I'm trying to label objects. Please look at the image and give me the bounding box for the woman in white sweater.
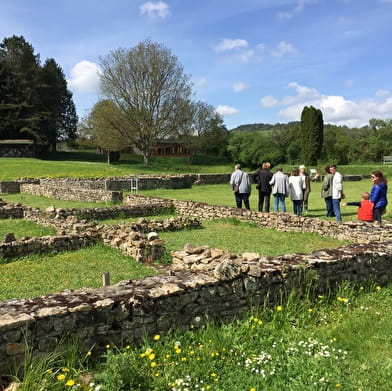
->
[288,167,304,216]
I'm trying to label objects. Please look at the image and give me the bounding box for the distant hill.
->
[230,122,300,132]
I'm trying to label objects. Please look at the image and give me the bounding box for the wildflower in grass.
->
[276,305,283,311]
[154,334,160,341]
[308,308,313,313]
[336,384,341,387]
[318,295,324,299]
[57,374,66,381]
[250,388,256,391]
[105,344,110,349]
[337,296,348,303]
[65,379,75,387]
[149,353,156,360]
[126,345,131,350]
[151,361,157,368]
[376,286,381,291]
[62,367,70,373]
[86,351,92,356]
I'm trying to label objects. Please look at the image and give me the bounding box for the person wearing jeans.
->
[330,164,343,222]
[230,164,251,210]
[269,167,289,212]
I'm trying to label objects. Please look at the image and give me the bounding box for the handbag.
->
[232,172,243,193]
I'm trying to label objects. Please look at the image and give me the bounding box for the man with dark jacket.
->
[253,162,273,212]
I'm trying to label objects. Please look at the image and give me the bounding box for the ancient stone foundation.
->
[0,193,392,380]
[0,240,391,378]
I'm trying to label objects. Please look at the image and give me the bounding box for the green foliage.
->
[0,35,78,150]
[300,106,324,165]
[21,282,392,390]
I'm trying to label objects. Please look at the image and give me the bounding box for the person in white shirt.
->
[288,167,304,216]
[330,164,343,222]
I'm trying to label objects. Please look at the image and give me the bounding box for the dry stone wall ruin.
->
[0,176,392,381]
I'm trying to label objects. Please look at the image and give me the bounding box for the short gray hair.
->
[235,164,241,169]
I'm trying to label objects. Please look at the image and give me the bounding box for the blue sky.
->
[1,0,392,129]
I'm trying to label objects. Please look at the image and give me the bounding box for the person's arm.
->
[344,201,361,206]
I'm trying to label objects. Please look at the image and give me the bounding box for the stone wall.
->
[0,200,24,219]
[1,239,392,377]
[125,194,392,243]
[20,183,123,203]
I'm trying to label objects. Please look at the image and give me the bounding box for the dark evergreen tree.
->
[0,35,41,140]
[0,35,78,150]
[39,59,78,151]
[299,106,324,165]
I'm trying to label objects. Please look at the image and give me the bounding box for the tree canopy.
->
[0,35,77,152]
[99,39,193,165]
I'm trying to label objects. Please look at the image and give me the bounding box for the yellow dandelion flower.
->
[86,351,92,356]
[66,379,75,387]
[258,320,263,325]
[57,374,66,381]
[105,344,110,349]
[149,353,155,361]
[318,295,324,299]
[276,305,283,311]
[181,357,187,362]
[250,388,256,391]
[154,372,160,377]
[151,362,157,368]
[210,373,217,377]
[62,368,70,373]
[154,335,160,341]
[336,384,341,387]
[145,348,153,355]
[308,308,313,313]
[376,286,381,291]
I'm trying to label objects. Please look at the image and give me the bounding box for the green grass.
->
[11,282,392,390]
[0,193,117,209]
[0,243,157,301]
[159,219,349,256]
[140,180,392,221]
[1,153,392,180]
[0,218,56,239]
[0,153,234,180]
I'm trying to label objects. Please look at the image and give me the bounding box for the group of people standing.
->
[230,163,388,225]
[230,162,311,216]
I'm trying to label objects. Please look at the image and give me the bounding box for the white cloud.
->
[67,61,102,94]
[260,82,392,127]
[260,95,279,107]
[139,1,170,19]
[214,38,249,52]
[216,105,239,116]
[272,41,297,57]
[233,82,248,92]
[277,0,316,20]
[376,89,390,97]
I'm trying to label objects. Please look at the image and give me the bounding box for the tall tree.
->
[176,101,228,163]
[299,106,324,165]
[87,100,129,163]
[0,35,41,140]
[0,36,78,151]
[99,39,193,165]
[39,59,78,151]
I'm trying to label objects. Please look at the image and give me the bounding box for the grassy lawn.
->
[1,154,392,180]
[140,180,392,221]
[0,244,157,301]
[0,218,56,239]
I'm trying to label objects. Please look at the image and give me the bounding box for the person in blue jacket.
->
[370,170,388,225]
